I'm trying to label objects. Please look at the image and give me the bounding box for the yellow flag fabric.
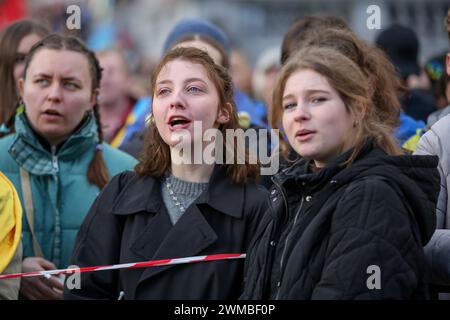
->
[402,129,424,154]
[0,172,22,273]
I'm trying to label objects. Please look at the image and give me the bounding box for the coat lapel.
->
[113,165,246,296]
[133,203,218,287]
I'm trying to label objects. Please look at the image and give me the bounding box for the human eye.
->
[63,82,80,90]
[311,96,328,104]
[14,53,26,64]
[283,102,297,110]
[186,86,203,94]
[35,78,49,86]
[156,87,171,96]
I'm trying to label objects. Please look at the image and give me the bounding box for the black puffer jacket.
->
[241,143,439,299]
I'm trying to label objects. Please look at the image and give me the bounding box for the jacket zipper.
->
[261,178,289,299]
[273,179,289,221]
[275,196,304,299]
[51,145,59,171]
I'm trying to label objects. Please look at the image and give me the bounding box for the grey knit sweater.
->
[161,173,209,225]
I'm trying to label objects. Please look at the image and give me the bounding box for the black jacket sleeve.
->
[63,172,131,300]
[311,178,425,299]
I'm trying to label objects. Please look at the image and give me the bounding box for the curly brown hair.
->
[135,47,260,184]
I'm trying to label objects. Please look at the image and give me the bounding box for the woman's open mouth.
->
[168,116,192,131]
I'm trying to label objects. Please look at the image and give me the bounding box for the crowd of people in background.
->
[1,4,450,300]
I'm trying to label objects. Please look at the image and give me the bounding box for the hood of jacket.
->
[274,141,440,245]
[8,112,99,175]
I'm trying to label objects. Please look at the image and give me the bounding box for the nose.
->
[291,102,310,122]
[169,90,186,110]
[47,82,62,103]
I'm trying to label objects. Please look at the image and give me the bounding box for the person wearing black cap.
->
[376,24,421,78]
[376,24,437,123]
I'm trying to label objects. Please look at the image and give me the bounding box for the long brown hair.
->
[0,19,50,137]
[272,28,402,132]
[272,46,402,166]
[280,14,350,65]
[22,34,109,189]
[135,47,259,184]
[304,29,401,129]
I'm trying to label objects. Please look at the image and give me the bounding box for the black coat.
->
[241,143,439,300]
[63,166,268,300]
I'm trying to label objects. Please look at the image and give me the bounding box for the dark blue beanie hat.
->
[163,18,231,57]
[375,24,420,78]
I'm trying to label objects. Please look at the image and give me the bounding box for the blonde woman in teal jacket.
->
[0,34,137,300]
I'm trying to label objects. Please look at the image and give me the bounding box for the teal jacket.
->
[0,113,138,268]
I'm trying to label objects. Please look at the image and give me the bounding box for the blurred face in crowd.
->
[152,58,229,147]
[19,48,97,146]
[174,40,224,67]
[282,68,355,167]
[13,33,43,88]
[98,51,129,104]
[263,65,281,107]
[230,49,253,95]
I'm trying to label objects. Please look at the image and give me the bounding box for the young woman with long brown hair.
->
[241,46,439,299]
[64,47,268,300]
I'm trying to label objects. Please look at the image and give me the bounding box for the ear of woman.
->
[217,102,232,124]
[90,88,99,108]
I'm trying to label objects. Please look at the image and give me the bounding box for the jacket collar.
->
[274,139,377,188]
[112,164,245,219]
[9,112,98,175]
[274,139,439,245]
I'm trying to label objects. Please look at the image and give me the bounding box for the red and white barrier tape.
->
[0,253,246,280]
